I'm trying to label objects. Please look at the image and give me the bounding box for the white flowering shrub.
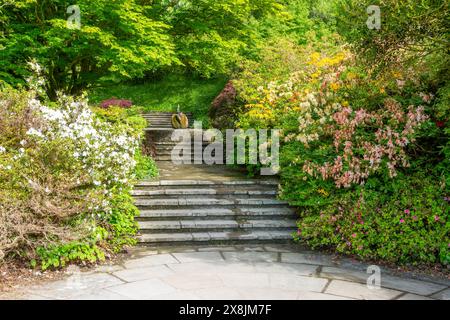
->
[31,95,139,193]
[0,83,147,268]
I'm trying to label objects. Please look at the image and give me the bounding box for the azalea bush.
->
[234,35,449,265]
[100,98,133,109]
[0,70,153,269]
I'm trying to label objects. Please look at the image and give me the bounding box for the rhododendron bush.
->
[234,40,449,265]
[0,85,148,269]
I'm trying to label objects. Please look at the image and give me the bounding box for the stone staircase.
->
[142,112,194,129]
[144,121,210,162]
[132,179,297,245]
[134,112,297,246]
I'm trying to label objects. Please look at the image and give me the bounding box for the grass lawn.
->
[88,74,228,124]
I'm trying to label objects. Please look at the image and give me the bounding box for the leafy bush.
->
[234,32,449,265]
[209,81,238,129]
[134,150,159,180]
[0,74,150,268]
[293,172,449,265]
[100,98,133,109]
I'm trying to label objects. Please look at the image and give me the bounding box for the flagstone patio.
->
[2,245,449,300]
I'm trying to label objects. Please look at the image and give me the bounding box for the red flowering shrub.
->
[100,98,133,109]
[209,81,237,129]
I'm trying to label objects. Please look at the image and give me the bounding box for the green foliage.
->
[0,85,149,269]
[134,151,159,180]
[102,191,139,253]
[335,0,448,72]
[36,240,106,271]
[231,1,449,266]
[0,0,178,98]
[150,0,283,78]
[293,172,449,265]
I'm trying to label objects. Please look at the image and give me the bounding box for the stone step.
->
[155,156,205,161]
[154,151,207,156]
[142,113,193,118]
[137,207,295,220]
[137,230,294,244]
[135,180,279,187]
[131,188,277,197]
[138,219,297,233]
[153,141,210,145]
[155,144,210,149]
[134,197,289,207]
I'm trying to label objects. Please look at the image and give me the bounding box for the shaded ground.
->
[1,245,449,300]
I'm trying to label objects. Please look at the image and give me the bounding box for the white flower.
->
[20,140,27,146]
[26,128,45,138]
[0,146,5,153]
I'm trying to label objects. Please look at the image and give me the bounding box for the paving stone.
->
[320,266,368,283]
[223,251,278,263]
[380,275,447,296]
[28,273,124,299]
[281,253,336,266]
[326,280,402,300]
[219,273,270,289]
[93,264,125,273]
[242,246,266,252]
[168,261,255,275]
[157,247,196,254]
[161,274,223,290]
[172,251,224,263]
[123,253,179,269]
[263,245,296,253]
[106,279,176,299]
[431,288,450,300]
[269,274,328,292]
[198,246,236,252]
[71,289,131,300]
[113,265,175,282]
[254,262,318,276]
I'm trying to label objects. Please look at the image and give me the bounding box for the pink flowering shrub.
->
[100,98,133,109]
[235,41,448,265]
[302,99,428,188]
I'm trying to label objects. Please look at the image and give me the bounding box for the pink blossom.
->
[400,219,405,223]
[434,216,440,222]
[352,233,357,238]
[412,216,418,221]
[404,209,410,214]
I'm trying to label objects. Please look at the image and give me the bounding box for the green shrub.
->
[0,81,149,269]
[293,172,449,265]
